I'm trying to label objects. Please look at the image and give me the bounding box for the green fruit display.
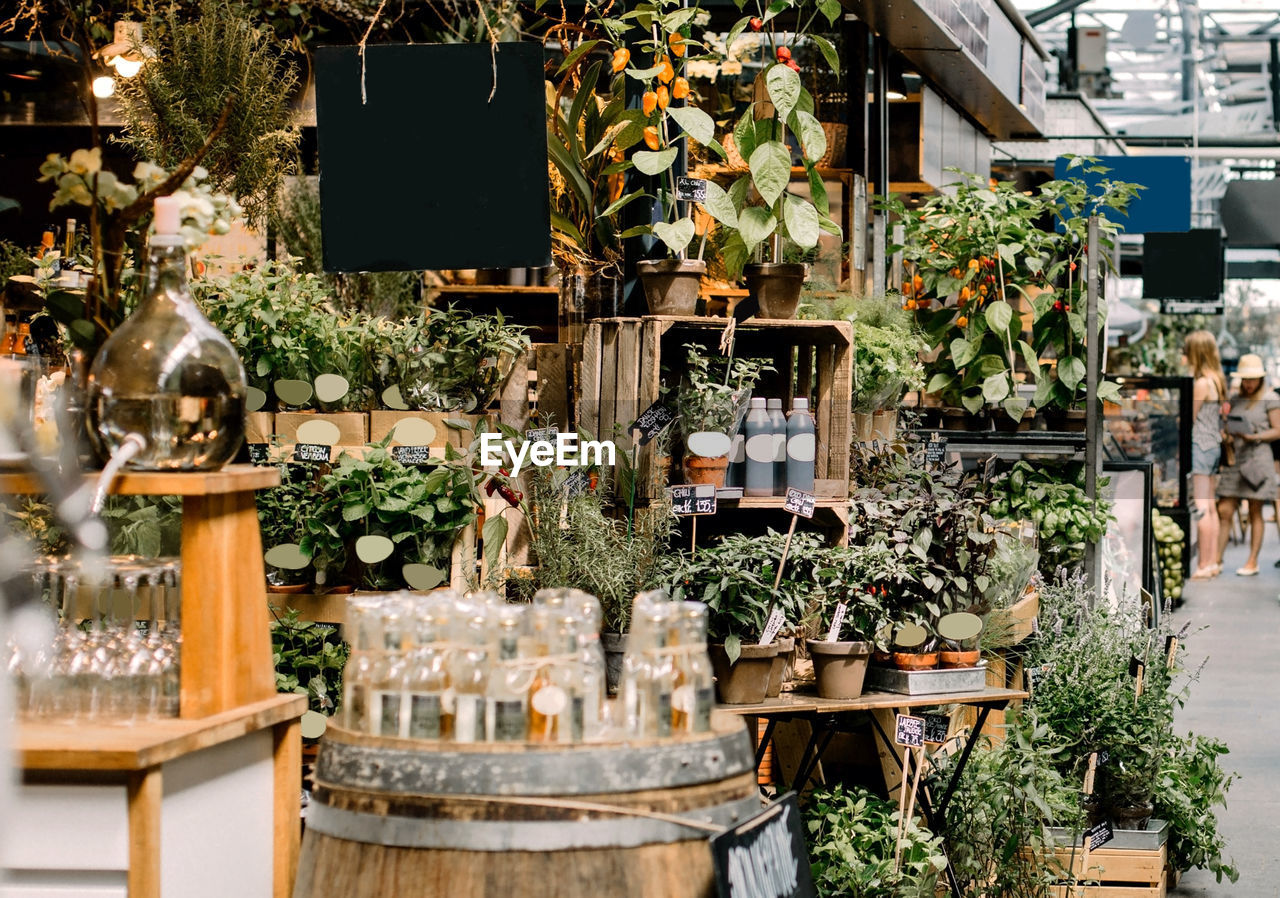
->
[1152,510,1185,601]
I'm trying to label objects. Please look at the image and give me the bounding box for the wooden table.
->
[720,686,1028,897]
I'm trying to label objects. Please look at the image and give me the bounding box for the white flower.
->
[133,161,167,185]
[39,154,66,181]
[68,147,102,176]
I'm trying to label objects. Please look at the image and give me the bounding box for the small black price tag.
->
[247,443,270,465]
[563,469,591,498]
[710,792,814,898]
[631,401,675,445]
[925,433,947,466]
[293,442,331,463]
[1095,749,1110,767]
[783,488,817,519]
[526,426,559,443]
[1129,656,1144,679]
[895,713,925,748]
[1085,820,1114,851]
[668,483,717,516]
[923,713,950,745]
[676,175,708,202]
[982,455,998,485]
[392,444,433,466]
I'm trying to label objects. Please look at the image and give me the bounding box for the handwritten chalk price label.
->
[668,484,717,516]
[710,792,815,898]
[783,488,816,519]
[631,401,676,445]
[925,434,947,466]
[392,445,433,466]
[676,176,708,202]
[759,608,787,646]
[293,442,330,463]
[895,714,925,748]
[1085,820,1114,851]
[563,469,591,498]
[247,443,270,465]
[825,603,848,642]
[923,713,951,745]
[526,426,559,443]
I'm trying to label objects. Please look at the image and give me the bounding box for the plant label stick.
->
[1165,634,1178,667]
[898,746,927,869]
[826,602,847,642]
[1083,751,1098,796]
[758,607,786,646]
[895,746,911,869]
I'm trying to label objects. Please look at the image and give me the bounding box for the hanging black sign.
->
[247,443,270,465]
[710,792,815,898]
[293,443,331,463]
[631,401,676,445]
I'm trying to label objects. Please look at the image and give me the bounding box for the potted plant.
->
[700,3,844,319]
[666,529,823,704]
[673,344,772,486]
[936,611,984,668]
[596,0,726,315]
[257,454,326,590]
[808,543,902,698]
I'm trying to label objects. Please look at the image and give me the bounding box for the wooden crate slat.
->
[535,344,571,429]
[828,334,853,484]
[580,322,604,437]
[616,320,641,450]
[638,318,666,499]
[814,344,836,481]
[500,349,532,430]
[797,345,814,400]
[600,322,620,444]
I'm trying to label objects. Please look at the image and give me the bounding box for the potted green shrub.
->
[673,344,772,487]
[808,543,901,698]
[666,529,822,704]
[597,0,725,315]
[257,453,325,591]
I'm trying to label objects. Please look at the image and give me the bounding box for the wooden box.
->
[496,342,574,431]
[274,411,368,446]
[245,411,274,444]
[369,411,490,452]
[1047,842,1167,897]
[579,316,853,501]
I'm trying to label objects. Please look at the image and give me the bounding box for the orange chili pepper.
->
[957,315,969,327]
[669,32,686,57]
[642,90,658,116]
[672,76,689,100]
[658,56,675,85]
[656,85,670,110]
[643,125,661,150]
[611,48,630,73]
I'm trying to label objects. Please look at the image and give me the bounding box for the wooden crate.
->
[580,316,853,501]
[369,411,490,452]
[496,342,574,431]
[1047,843,1167,897]
[274,411,368,446]
[245,411,274,443]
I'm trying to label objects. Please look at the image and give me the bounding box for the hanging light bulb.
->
[92,75,116,98]
[96,21,155,79]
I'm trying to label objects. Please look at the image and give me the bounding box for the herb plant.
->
[1155,733,1238,883]
[805,784,948,898]
[391,305,529,413]
[674,343,773,436]
[987,461,1112,573]
[270,607,350,717]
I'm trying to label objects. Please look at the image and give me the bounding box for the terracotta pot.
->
[683,454,729,487]
[852,411,875,444]
[807,639,873,699]
[744,263,806,320]
[638,259,704,316]
[601,631,627,696]
[893,651,939,671]
[766,636,795,698]
[709,642,780,704]
[267,582,309,594]
[938,649,981,669]
[872,649,893,665]
[992,408,1032,433]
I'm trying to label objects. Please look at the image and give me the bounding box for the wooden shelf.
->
[0,463,279,496]
[718,685,1028,716]
[691,164,854,180]
[729,496,847,511]
[17,694,306,771]
[426,285,557,295]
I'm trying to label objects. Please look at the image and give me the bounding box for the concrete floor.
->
[1167,539,1278,896]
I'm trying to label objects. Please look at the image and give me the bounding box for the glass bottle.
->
[340,598,382,733]
[527,607,575,743]
[403,602,451,740]
[369,605,408,738]
[623,602,675,738]
[485,605,529,742]
[671,602,715,734]
[87,196,246,470]
[449,601,489,743]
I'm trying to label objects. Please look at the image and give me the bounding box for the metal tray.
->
[1048,819,1169,851]
[865,663,987,695]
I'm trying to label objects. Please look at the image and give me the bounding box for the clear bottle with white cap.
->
[87,195,246,469]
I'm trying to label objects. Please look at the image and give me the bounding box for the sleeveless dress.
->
[1190,380,1222,475]
[1217,389,1279,500]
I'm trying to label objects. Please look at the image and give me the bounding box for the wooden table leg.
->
[274,717,302,898]
[128,766,162,898]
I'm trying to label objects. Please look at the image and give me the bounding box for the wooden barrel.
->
[294,711,759,898]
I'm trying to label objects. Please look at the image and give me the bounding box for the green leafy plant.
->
[256,456,326,586]
[101,495,183,557]
[1155,732,1238,883]
[115,0,301,228]
[518,458,675,633]
[987,461,1112,573]
[3,496,71,556]
[812,542,913,641]
[664,529,823,661]
[673,343,773,435]
[801,293,925,412]
[805,783,948,898]
[269,606,349,717]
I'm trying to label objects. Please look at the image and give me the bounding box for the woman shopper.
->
[1216,354,1280,576]
[1185,331,1228,579]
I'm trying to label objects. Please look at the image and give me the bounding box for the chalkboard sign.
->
[923,713,950,745]
[294,443,331,463]
[314,43,551,272]
[895,714,925,747]
[1084,820,1114,851]
[925,434,947,466]
[563,469,591,498]
[710,792,815,898]
[247,443,270,465]
[392,445,433,466]
[669,484,717,516]
[1095,749,1110,767]
[783,488,816,519]
[526,426,559,443]
[1129,656,1144,679]
[676,176,708,202]
[631,401,675,445]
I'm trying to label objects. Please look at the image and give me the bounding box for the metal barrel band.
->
[306,792,762,851]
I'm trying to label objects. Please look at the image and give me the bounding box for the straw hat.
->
[1236,354,1267,379]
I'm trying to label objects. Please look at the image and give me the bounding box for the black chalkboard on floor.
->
[314,42,552,272]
